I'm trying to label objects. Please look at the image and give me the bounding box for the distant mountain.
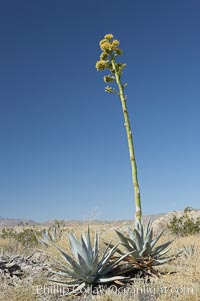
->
[0,217,38,227]
[28,213,167,227]
[0,213,165,227]
[3,211,197,228]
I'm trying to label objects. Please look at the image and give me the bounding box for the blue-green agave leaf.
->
[150,229,165,249]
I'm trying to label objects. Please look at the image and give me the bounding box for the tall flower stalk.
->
[96,34,142,223]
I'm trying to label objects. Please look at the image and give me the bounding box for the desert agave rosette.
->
[40,227,133,294]
[115,219,183,269]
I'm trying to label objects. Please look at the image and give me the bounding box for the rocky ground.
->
[0,251,58,300]
[0,251,150,301]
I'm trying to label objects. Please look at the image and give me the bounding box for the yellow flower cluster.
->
[104,75,115,83]
[100,52,108,60]
[105,86,113,93]
[115,48,123,56]
[96,34,124,72]
[100,41,112,52]
[115,63,126,75]
[99,34,121,55]
[95,60,107,71]
[96,34,128,95]
[112,39,120,47]
[104,34,114,40]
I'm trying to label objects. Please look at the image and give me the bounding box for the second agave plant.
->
[115,219,184,275]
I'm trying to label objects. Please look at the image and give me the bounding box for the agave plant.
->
[115,219,183,269]
[40,227,134,294]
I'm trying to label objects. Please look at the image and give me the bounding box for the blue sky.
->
[0,0,199,221]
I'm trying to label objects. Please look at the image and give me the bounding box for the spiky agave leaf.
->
[151,239,175,257]
[40,226,134,293]
[143,220,153,243]
[115,219,182,267]
[150,229,165,249]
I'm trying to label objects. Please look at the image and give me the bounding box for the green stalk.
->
[111,59,142,222]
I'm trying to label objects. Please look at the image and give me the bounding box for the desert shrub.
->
[168,207,200,236]
[1,228,17,239]
[17,228,39,248]
[0,227,40,249]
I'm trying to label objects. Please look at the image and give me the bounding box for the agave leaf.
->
[72,282,86,294]
[77,253,91,276]
[152,239,175,257]
[157,248,185,261]
[51,269,75,279]
[93,232,99,257]
[144,219,152,237]
[153,256,176,266]
[86,227,93,257]
[60,279,83,286]
[104,241,125,255]
[123,239,140,258]
[51,271,70,277]
[115,230,130,246]
[99,243,120,267]
[49,278,82,286]
[101,241,113,257]
[126,237,138,251]
[144,223,153,244]
[47,253,77,276]
[128,227,135,241]
[37,236,49,247]
[51,226,57,242]
[140,241,151,257]
[41,229,54,244]
[135,218,144,238]
[42,229,50,240]
[91,253,98,274]
[133,228,143,252]
[69,232,92,269]
[154,246,172,258]
[54,245,86,278]
[51,265,77,279]
[150,229,165,249]
[81,236,89,259]
[100,250,134,276]
[80,235,92,266]
[97,244,120,273]
[50,279,86,296]
[68,233,83,260]
[99,241,119,267]
[146,228,153,244]
[115,230,136,252]
[116,230,140,256]
[97,275,129,283]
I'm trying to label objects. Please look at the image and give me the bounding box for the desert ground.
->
[0,210,200,301]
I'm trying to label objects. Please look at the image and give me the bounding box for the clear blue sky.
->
[0,0,199,221]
